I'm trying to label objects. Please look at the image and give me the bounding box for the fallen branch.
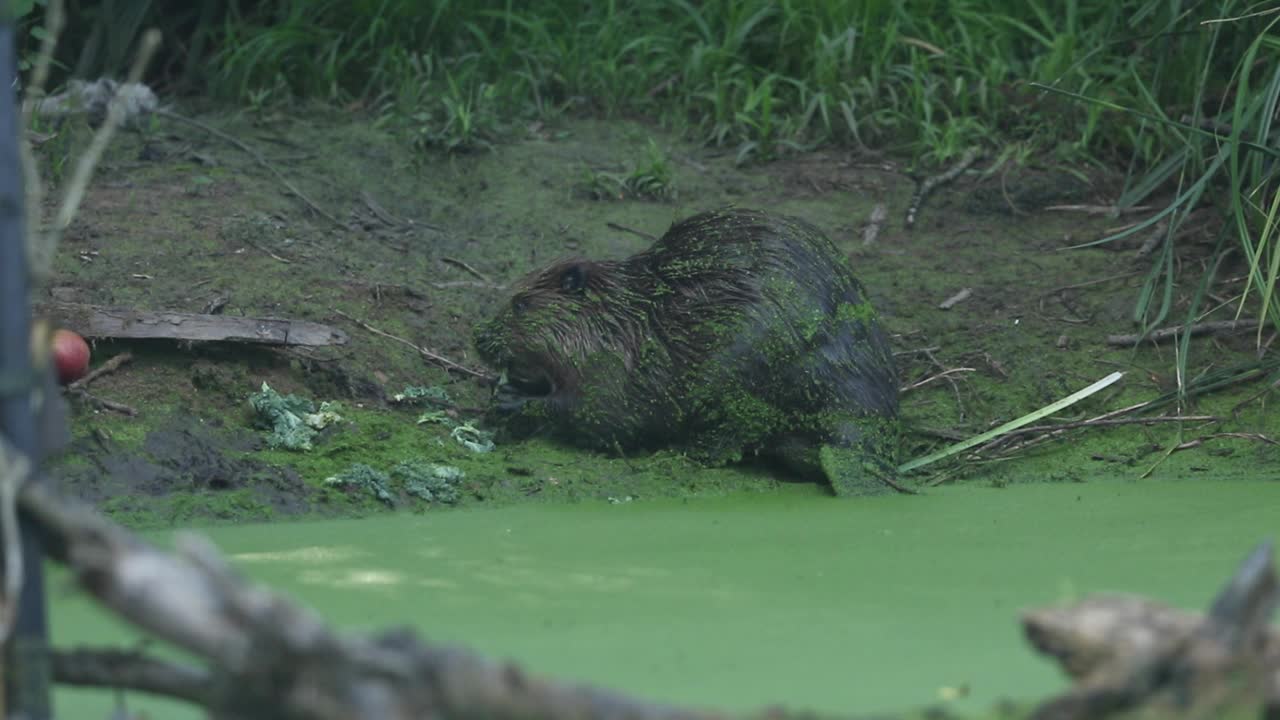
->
[1107,319,1260,346]
[157,109,352,232]
[983,414,1218,450]
[861,203,888,246]
[67,388,137,416]
[18,479,746,720]
[53,646,213,706]
[333,309,491,381]
[900,367,975,393]
[937,287,972,310]
[607,221,658,242]
[38,302,349,347]
[440,256,492,284]
[904,146,979,229]
[1044,204,1154,215]
[1024,542,1280,720]
[66,351,132,391]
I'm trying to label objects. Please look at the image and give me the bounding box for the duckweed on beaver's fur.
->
[474,207,901,496]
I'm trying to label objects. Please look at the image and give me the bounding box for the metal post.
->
[0,11,53,720]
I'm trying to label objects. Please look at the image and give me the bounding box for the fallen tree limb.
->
[904,146,979,229]
[52,646,213,706]
[37,302,349,347]
[7,468,1279,719]
[65,351,131,391]
[18,479,745,720]
[1107,319,1260,346]
[1024,542,1280,720]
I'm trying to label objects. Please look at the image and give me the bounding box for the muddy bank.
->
[38,108,1279,526]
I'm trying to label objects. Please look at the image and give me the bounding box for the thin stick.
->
[1107,319,1260,346]
[440,257,491,283]
[898,371,1125,473]
[1044,204,1154,215]
[938,287,972,310]
[606,222,657,242]
[69,388,138,416]
[157,109,352,232]
[1000,414,1217,438]
[905,146,979,228]
[54,31,162,243]
[901,367,975,392]
[66,351,132,391]
[19,0,66,277]
[1041,270,1143,296]
[332,309,490,380]
[862,203,888,246]
[923,347,966,419]
[0,441,30,644]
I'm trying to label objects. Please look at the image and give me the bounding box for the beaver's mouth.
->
[502,366,554,397]
[492,364,556,412]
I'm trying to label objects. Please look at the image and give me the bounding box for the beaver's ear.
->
[559,264,588,295]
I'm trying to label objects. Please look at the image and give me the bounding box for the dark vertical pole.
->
[0,10,53,720]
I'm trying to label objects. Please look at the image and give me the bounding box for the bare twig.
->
[1133,218,1169,259]
[429,280,506,290]
[1107,319,1260,346]
[157,109,352,232]
[1044,204,1154,215]
[606,221,657,242]
[333,309,491,380]
[902,367,976,393]
[55,32,161,244]
[66,351,132,391]
[242,237,292,263]
[68,388,138,416]
[0,440,30,644]
[905,146,979,228]
[18,480,750,720]
[440,257,491,284]
[19,0,66,278]
[995,414,1217,442]
[862,203,888,246]
[923,347,966,420]
[53,647,213,706]
[938,287,972,310]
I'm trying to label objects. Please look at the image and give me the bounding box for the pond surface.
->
[52,479,1279,718]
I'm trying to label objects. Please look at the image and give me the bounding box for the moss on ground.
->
[38,107,1279,529]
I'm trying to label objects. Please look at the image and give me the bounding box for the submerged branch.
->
[17,480,766,720]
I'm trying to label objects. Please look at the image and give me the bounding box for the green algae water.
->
[52,480,1280,718]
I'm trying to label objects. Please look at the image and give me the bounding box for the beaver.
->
[473,207,902,495]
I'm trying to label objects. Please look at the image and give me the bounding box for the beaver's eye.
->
[560,264,587,295]
[512,297,530,314]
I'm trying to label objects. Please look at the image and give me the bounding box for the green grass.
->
[97,0,1233,167]
[21,0,1280,374]
[24,1,1267,167]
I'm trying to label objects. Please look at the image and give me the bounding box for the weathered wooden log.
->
[1024,542,1279,720]
[36,302,348,347]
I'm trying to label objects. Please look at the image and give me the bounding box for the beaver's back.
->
[632,208,898,423]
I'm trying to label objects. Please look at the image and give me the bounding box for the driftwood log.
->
[17,479,765,720]
[1024,542,1279,720]
[37,302,349,347]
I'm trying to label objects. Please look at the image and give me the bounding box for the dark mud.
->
[53,414,309,525]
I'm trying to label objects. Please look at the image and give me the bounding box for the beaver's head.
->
[474,258,648,412]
